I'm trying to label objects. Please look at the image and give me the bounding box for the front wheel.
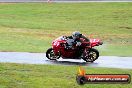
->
[83,48,99,62]
[46,48,60,60]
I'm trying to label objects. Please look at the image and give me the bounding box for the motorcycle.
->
[46,36,103,62]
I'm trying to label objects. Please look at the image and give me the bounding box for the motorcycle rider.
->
[66,31,89,49]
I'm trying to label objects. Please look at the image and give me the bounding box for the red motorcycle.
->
[46,36,103,62]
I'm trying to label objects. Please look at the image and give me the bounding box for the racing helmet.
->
[72,31,82,39]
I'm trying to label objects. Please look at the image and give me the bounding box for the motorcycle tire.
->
[46,48,60,60]
[83,48,99,62]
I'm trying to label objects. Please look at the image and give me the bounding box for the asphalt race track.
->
[0,52,132,69]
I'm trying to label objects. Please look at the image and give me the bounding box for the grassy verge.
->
[0,63,131,88]
[0,3,131,56]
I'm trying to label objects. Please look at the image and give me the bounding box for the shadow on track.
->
[45,59,98,66]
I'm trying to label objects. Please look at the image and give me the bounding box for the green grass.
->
[96,44,132,56]
[0,3,132,56]
[0,63,131,88]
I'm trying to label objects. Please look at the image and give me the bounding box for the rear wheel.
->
[83,48,99,62]
[46,48,60,60]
